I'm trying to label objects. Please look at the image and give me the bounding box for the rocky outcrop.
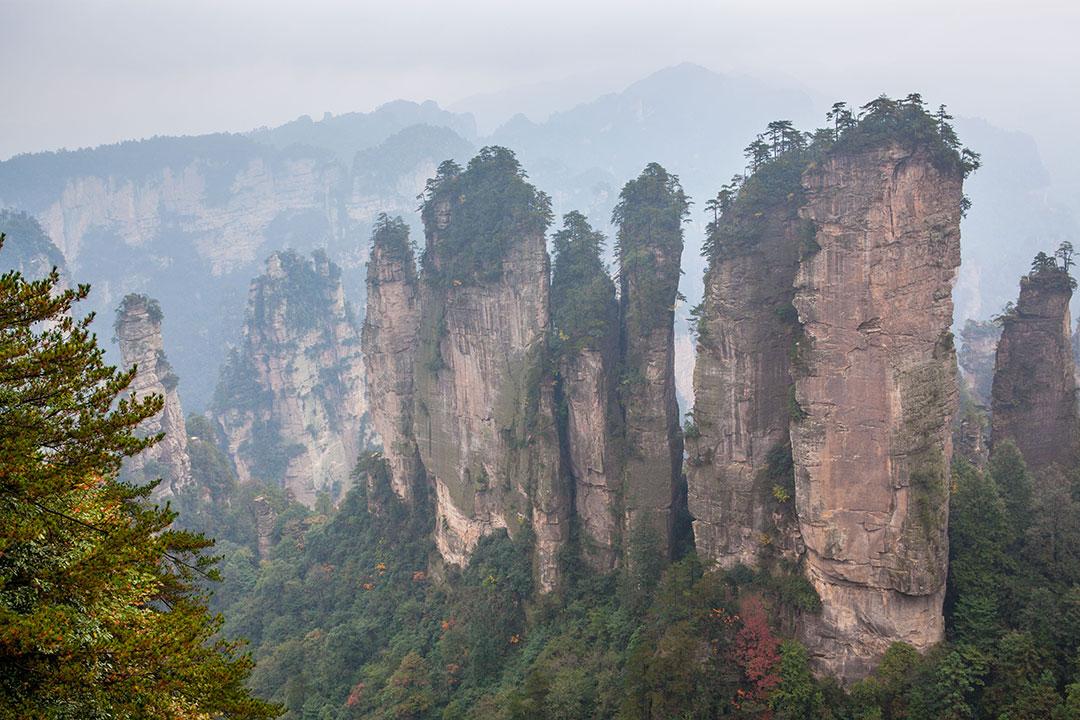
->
[251,495,278,560]
[413,150,567,591]
[991,267,1078,469]
[615,163,688,560]
[551,212,623,571]
[791,141,963,680]
[362,216,423,503]
[686,161,804,570]
[214,250,369,507]
[958,319,1001,408]
[115,294,195,499]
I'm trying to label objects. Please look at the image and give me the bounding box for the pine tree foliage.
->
[0,235,279,719]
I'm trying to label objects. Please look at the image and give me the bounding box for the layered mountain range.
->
[1,64,1073,418]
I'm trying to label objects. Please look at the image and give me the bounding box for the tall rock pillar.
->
[213,250,368,507]
[362,215,423,504]
[550,211,623,571]
[413,149,568,592]
[792,141,963,680]
[115,294,194,499]
[686,159,805,569]
[615,163,688,560]
[991,265,1078,469]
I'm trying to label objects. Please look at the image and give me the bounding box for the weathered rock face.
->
[251,495,278,560]
[991,268,1078,469]
[686,168,804,570]
[560,348,621,570]
[792,143,963,680]
[214,250,369,507]
[115,294,195,499]
[615,163,688,560]
[362,217,423,503]
[413,150,566,591]
[958,319,1001,408]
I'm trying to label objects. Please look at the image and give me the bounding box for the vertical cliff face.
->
[115,294,195,499]
[686,159,805,569]
[551,212,623,571]
[413,150,566,591]
[214,250,368,507]
[991,267,1078,469]
[614,163,688,559]
[362,216,423,503]
[792,141,963,679]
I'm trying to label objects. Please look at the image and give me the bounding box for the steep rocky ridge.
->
[686,157,805,569]
[991,266,1078,469]
[412,150,567,591]
[115,294,195,499]
[614,163,688,560]
[362,216,423,504]
[792,137,964,680]
[213,250,369,507]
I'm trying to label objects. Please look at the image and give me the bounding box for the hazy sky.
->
[3,0,1079,174]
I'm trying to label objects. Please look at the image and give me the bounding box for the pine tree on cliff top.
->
[0,235,280,719]
[550,211,617,356]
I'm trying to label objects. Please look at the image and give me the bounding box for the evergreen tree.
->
[987,440,1034,540]
[947,458,1013,645]
[0,237,279,719]
[770,640,823,719]
[550,211,617,355]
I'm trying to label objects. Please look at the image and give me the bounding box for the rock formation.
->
[362,215,423,503]
[251,495,278,560]
[550,212,623,571]
[958,319,1001,408]
[114,294,195,499]
[791,139,964,680]
[686,159,805,569]
[213,249,368,507]
[991,265,1078,469]
[0,108,476,412]
[412,149,567,592]
[615,163,688,560]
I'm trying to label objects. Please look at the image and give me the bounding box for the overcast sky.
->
[3,0,1079,177]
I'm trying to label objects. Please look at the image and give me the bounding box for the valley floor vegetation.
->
[187,439,1080,720]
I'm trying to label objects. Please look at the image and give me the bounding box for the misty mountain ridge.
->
[0,61,1074,413]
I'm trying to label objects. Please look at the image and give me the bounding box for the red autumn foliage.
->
[345,681,365,707]
[732,594,781,714]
